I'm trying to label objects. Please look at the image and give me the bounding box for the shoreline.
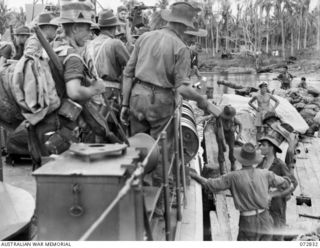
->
[198,49,320,79]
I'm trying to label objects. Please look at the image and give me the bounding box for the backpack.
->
[11,55,61,126]
[0,63,24,130]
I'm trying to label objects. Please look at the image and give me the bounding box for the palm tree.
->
[302,0,311,49]
[317,2,320,51]
[260,0,274,54]
[0,1,8,35]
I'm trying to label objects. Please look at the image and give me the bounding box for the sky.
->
[4,0,160,12]
[4,0,319,12]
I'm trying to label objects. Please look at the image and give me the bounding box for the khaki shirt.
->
[124,27,191,88]
[85,33,129,82]
[205,167,289,212]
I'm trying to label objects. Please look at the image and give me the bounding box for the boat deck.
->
[207,131,320,240]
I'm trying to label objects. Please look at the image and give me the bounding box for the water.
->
[197,72,320,95]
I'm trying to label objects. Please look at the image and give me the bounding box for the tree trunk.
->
[266,13,270,54]
[291,31,294,56]
[211,24,215,56]
[216,24,219,54]
[281,17,285,59]
[303,17,308,49]
[297,7,303,50]
[318,5,320,51]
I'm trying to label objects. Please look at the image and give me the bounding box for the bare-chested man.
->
[248,81,279,141]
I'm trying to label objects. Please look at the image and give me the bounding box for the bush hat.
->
[56,1,95,25]
[38,12,59,27]
[220,105,236,119]
[161,2,199,29]
[234,143,263,166]
[98,10,124,28]
[259,129,284,153]
[262,111,281,125]
[14,26,31,35]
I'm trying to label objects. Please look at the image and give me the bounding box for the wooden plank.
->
[203,124,221,175]
[175,158,203,241]
[204,123,234,241]
[214,193,233,241]
[225,193,239,240]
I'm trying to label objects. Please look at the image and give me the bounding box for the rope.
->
[78,103,181,240]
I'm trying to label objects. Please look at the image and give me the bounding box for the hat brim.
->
[262,116,281,124]
[99,22,125,27]
[14,32,31,35]
[161,9,195,29]
[234,147,263,166]
[184,29,207,37]
[56,17,94,25]
[259,137,282,153]
[38,23,59,28]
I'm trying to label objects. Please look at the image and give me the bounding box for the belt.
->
[135,79,173,92]
[240,209,265,217]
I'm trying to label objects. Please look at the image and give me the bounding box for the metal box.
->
[33,146,144,241]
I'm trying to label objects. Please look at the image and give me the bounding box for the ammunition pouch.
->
[58,98,83,122]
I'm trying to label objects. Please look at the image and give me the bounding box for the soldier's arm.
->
[248,95,258,111]
[268,172,294,198]
[190,170,230,192]
[64,56,105,101]
[120,40,140,125]
[270,94,280,110]
[234,117,243,134]
[114,40,130,67]
[175,48,221,117]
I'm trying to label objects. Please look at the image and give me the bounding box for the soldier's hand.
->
[120,106,130,126]
[91,79,106,96]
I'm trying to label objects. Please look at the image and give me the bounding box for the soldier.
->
[84,10,129,104]
[248,81,279,141]
[184,28,207,80]
[120,2,220,215]
[24,12,58,57]
[0,26,31,65]
[121,2,220,136]
[276,66,294,90]
[190,142,294,241]
[33,0,107,156]
[83,10,130,140]
[258,130,297,240]
[215,105,242,173]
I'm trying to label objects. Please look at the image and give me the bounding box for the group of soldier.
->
[0,0,301,242]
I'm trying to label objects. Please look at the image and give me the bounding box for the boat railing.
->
[79,102,187,241]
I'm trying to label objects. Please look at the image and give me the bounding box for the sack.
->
[11,55,61,125]
[0,64,24,130]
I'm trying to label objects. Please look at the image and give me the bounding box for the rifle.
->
[9,25,17,48]
[33,25,123,144]
[34,25,65,98]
